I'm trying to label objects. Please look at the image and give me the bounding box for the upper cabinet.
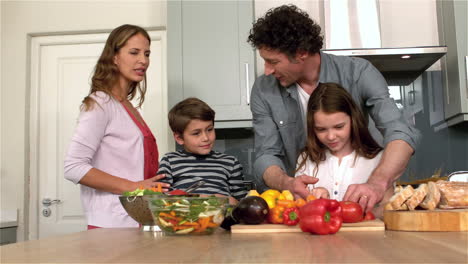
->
[379,0,440,48]
[168,0,255,128]
[436,0,468,126]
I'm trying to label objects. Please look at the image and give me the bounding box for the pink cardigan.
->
[64,92,144,227]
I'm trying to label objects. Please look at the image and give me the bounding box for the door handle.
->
[42,198,61,207]
[245,63,250,105]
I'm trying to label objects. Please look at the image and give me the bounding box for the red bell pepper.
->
[299,199,343,235]
[283,207,300,226]
[168,189,188,196]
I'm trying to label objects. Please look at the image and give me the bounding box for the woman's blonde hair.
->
[296,83,383,177]
[82,24,151,111]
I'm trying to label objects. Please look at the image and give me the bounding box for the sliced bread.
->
[405,183,428,210]
[384,185,414,210]
[419,181,441,210]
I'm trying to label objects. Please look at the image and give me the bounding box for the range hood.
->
[323,46,447,86]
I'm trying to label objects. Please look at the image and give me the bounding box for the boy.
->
[158,97,247,203]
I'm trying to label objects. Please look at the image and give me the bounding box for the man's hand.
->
[344,140,414,212]
[290,175,319,199]
[263,166,318,199]
[342,182,386,212]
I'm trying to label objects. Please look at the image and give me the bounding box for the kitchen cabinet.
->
[436,0,468,126]
[168,0,255,128]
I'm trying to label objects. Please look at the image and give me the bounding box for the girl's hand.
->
[135,174,170,192]
[310,187,330,199]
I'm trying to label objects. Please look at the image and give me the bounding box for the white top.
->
[64,92,145,228]
[296,84,310,133]
[295,150,382,201]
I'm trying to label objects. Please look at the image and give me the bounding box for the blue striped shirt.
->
[157,150,247,200]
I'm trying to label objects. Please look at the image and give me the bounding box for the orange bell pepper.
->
[267,206,285,224]
[306,194,317,202]
[295,198,307,208]
[276,199,296,208]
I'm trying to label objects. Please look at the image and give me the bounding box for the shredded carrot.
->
[173,226,193,231]
[194,217,210,232]
[207,222,218,228]
[181,222,200,227]
[156,183,162,193]
[159,212,181,221]
[170,211,176,216]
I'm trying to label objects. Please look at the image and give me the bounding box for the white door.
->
[29,31,170,239]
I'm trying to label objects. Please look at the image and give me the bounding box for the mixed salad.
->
[149,197,226,235]
[122,188,163,197]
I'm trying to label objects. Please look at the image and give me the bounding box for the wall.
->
[0,0,167,241]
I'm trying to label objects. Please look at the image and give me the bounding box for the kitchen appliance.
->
[323,46,447,86]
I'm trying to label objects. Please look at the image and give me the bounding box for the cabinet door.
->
[437,0,468,125]
[168,0,255,126]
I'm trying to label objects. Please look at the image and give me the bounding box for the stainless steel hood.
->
[323,46,447,86]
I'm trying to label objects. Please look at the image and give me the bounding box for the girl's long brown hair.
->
[81,24,151,111]
[296,83,383,177]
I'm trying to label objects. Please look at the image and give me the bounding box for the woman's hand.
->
[134,174,170,192]
[310,187,330,199]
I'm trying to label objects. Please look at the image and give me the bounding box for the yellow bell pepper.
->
[281,190,294,201]
[261,189,281,197]
[246,190,260,197]
[260,193,277,209]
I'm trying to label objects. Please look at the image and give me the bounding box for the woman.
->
[295,83,393,217]
[64,24,169,229]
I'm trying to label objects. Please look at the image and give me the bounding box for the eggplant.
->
[221,196,269,230]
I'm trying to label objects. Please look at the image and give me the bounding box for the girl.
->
[64,25,169,229]
[295,83,383,203]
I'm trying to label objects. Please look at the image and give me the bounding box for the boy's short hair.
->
[168,97,215,135]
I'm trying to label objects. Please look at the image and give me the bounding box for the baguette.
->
[419,181,441,210]
[436,180,468,209]
[405,183,428,210]
[385,185,414,210]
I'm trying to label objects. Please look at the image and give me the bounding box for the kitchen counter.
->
[0,210,18,228]
[1,228,467,263]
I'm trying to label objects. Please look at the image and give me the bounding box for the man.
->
[248,5,420,212]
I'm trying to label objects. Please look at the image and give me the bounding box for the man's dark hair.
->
[247,5,323,57]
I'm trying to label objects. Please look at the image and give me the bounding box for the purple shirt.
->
[64,92,144,227]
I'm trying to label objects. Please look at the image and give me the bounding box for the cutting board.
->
[231,219,384,233]
[384,209,468,231]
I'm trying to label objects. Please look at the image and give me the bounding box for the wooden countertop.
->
[1,228,467,263]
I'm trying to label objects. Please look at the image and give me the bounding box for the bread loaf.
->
[436,180,468,209]
[405,183,428,210]
[385,185,414,210]
[419,181,441,210]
